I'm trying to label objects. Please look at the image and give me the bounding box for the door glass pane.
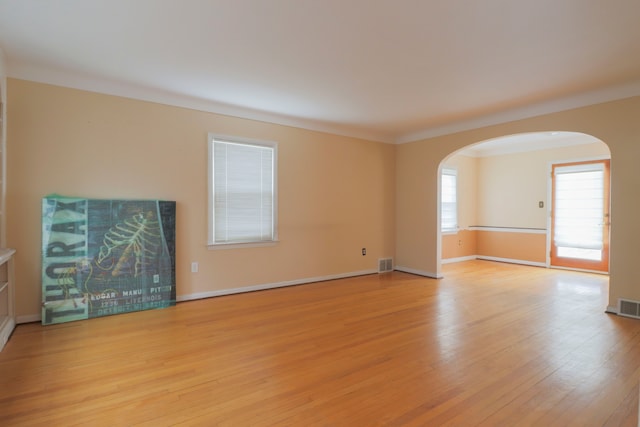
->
[554,164,604,261]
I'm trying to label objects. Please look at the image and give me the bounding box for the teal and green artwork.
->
[41,195,176,325]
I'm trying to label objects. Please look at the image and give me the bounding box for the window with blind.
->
[208,135,277,247]
[441,168,457,232]
[553,162,605,260]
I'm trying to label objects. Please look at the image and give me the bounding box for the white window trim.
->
[207,133,279,249]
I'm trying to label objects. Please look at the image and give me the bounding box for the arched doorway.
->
[438,131,611,273]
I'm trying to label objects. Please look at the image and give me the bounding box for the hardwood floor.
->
[1,260,638,426]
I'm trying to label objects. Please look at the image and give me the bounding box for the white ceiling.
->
[1,0,639,144]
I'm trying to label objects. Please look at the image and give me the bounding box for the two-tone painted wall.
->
[396,96,640,312]
[442,142,610,266]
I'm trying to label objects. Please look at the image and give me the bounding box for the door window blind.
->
[553,163,604,250]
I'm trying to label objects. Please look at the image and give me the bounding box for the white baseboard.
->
[442,255,477,264]
[394,266,442,279]
[476,256,547,268]
[177,269,378,302]
[441,255,546,268]
[17,270,379,323]
[605,305,618,314]
[17,314,41,324]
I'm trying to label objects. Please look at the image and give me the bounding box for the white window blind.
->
[553,163,604,250]
[441,168,457,232]
[210,138,276,245]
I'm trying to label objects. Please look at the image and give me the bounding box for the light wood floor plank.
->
[1,260,639,426]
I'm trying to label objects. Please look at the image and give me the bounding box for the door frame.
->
[547,157,610,273]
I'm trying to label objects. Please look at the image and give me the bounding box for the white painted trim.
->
[605,306,618,315]
[17,314,41,324]
[0,249,14,265]
[8,63,395,144]
[9,62,640,145]
[442,256,477,264]
[394,266,442,279]
[18,270,377,323]
[470,226,547,234]
[0,318,14,351]
[207,241,278,250]
[177,269,377,302]
[397,79,640,143]
[548,265,609,275]
[476,256,547,268]
[442,255,547,268]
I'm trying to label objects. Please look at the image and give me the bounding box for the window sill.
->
[208,240,279,250]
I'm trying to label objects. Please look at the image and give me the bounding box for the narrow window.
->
[208,135,277,247]
[441,168,458,232]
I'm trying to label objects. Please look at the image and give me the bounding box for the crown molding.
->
[8,60,640,146]
[396,80,640,144]
[7,61,396,144]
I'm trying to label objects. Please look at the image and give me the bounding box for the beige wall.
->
[7,79,396,319]
[477,142,610,229]
[442,142,609,264]
[6,77,640,317]
[397,96,640,310]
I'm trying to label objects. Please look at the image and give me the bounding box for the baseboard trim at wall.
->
[442,256,477,264]
[394,266,442,279]
[177,269,378,302]
[17,314,41,324]
[18,270,379,323]
[605,306,618,315]
[476,256,546,268]
[441,255,546,268]
[548,265,609,275]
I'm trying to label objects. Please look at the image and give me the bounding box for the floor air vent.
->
[378,258,393,273]
[618,299,640,319]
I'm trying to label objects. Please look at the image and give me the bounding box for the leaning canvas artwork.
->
[41,195,176,325]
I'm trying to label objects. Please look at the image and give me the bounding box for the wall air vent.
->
[618,299,640,319]
[378,258,393,273]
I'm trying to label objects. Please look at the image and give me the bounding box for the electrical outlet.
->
[191,262,199,273]
[362,248,366,256]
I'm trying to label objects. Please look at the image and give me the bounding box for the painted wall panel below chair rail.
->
[443,229,547,264]
[442,229,477,259]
